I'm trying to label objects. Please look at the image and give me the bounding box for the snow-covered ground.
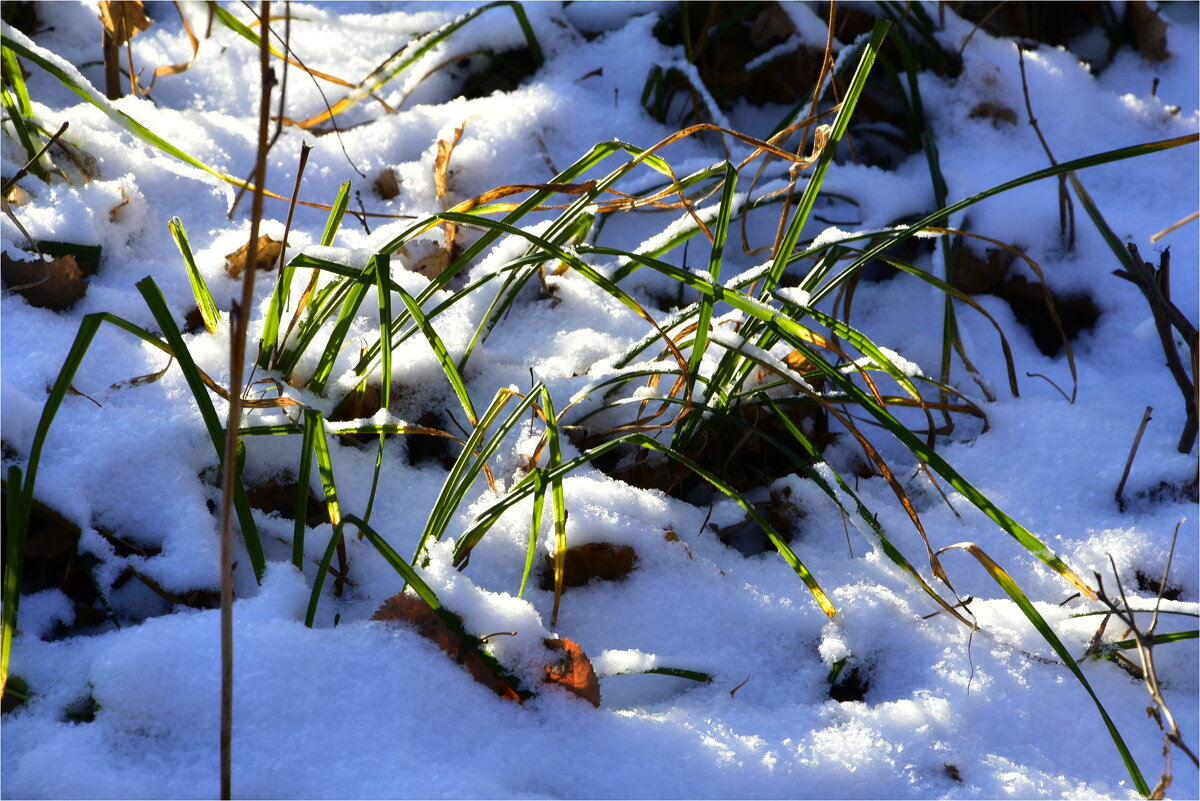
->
[2,2,1197,798]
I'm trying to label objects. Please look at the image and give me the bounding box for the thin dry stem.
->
[218,3,275,797]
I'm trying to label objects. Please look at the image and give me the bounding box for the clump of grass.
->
[6,5,1199,796]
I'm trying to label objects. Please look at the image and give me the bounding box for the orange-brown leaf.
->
[225,234,285,279]
[542,637,600,707]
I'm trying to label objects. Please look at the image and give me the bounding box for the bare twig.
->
[1115,406,1153,511]
[1093,528,1199,799]
[2,121,70,255]
[1016,47,1076,250]
[1,121,69,196]
[219,3,275,798]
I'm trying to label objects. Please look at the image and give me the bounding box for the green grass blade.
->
[763,19,890,295]
[341,513,527,696]
[940,542,1148,796]
[594,249,1095,597]
[632,435,835,618]
[136,276,266,582]
[395,285,477,425]
[1112,630,1197,650]
[538,388,568,628]
[293,411,319,570]
[207,2,289,61]
[413,386,542,567]
[811,133,1198,309]
[321,181,351,247]
[303,409,346,627]
[168,217,220,334]
[2,465,26,696]
[361,254,395,523]
[2,25,261,192]
[1,44,46,179]
[308,1,542,126]
[306,262,373,395]
[342,515,442,610]
[519,469,546,598]
[673,162,737,449]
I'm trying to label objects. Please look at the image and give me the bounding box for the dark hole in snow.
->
[829,664,870,702]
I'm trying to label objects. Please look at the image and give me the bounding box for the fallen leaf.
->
[1126,1,1169,62]
[542,637,600,707]
[540,541,637,590]
[373,593,523,702]
[225,234,285,279]
[97,0,151,46]
[2,251,86,310]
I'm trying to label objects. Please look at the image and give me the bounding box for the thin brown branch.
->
[219,3,274,798]
[1115,406,1153,511]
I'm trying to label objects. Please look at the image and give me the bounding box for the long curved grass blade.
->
[206,2,357,88]
[395,286,476,425]
[11,301,279,597]
[538,388,569,628]
[758,393,974,628]
[452,427,835,618]
[412,386,540,568]
[939,542,1148,796]
[519,469,547,598]
[0,43,46,179]
[293,1,542,129]
[340,513,527,696]
[168,217,220,334]
[635,436,835,617]
[305,259,374,395]
[136,277,266,581]
[673,162,737,449]
[763,19,890,295]
[2,25,261,193]
[342,515,441,610]
[811,132,1198,309]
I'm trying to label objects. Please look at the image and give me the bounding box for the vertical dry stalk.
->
[219,2,274,797]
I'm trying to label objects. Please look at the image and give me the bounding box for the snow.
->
[2,2,1197,799]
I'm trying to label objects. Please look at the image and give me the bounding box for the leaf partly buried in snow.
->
[542,637,600,707]
[1,251,86,310]
[372,592,523,702]
[225,234,285,279]
[539,542,637,590]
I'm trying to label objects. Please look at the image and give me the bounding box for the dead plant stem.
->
[218,3,274,797]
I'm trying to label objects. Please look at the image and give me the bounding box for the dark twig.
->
[1016,47,1075,250]
[1,121,68,196]
[1115,406,1153,511]
[2,121,70,255]
[1122,245,1198,454]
